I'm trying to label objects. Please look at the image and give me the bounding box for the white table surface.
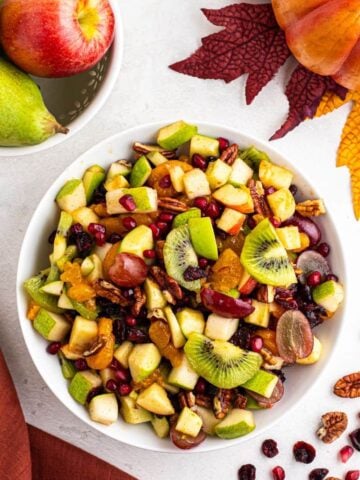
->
[0,1,359,478]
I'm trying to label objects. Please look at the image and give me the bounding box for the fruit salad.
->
[24,121,344,449]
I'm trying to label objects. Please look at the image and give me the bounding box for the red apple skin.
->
[0,0,115,78]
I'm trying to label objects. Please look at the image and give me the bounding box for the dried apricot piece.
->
[255,329,279,355]
[210,248,243,292]
[27,301,40,321]
[68,283,96,302]
[86,318,115,370]
[149,321,171,349]
[60,262,83,286]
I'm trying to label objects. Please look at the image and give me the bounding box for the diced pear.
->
[190,134,220,158]
[69,297,99,321]
[267,188,295,221]
[58,352,76,379]
[40,280,64,296]
[136,383,175,415]
[107,160,132,179]
[120,395,152,424]
[56,179,86,213]
[114,341,134,369]
[60,344,84,360]
[164,306,186,348]
[93,242,112,262]
[86,254,103,283]
[168,165,185,192]
[119,225,154,262]
[56,245,77,272]
[244,300,270,328]
[215,409,255,439]
[157,121,198,150]
[144,278,167,310]
[216,208,246,236]
[68,370,102,405]
[188,217,218,260]
[69,316,98,353]
[58,291,74,310]
[206,159,232,190]
[312,280,344,313]
[33,309,71,341]
[128,344,161,382]
[82,165,106,203]
[205,313,239,341]
[229,158,254,187]
[213,184,254,213]
[176,308,205,338]
[106,187,158,215]
[81,256,95,277]
[242,369,278,398]
[89,393,118,425]
[147,151,168,166]
[167,354,199,390]
[172,208,201,228]
[99,367,117,390]
[151,415,170,438]
[193,406,221,435]
[71,206,99,230]
[52,211,73,262]
[297,336,322,365]
[259,160,293,190]
[130,155,152,187]
[104,174,129,191]
[175,407,203,437]
[183,168,211,199]
[276,226,301,250]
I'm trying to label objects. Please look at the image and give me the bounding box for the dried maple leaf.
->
[170,3,291,104]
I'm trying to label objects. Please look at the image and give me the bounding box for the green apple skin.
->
[33,308,70,341]
[214,409,255,439]
[242,369,278,398]
[188,217,218,260]
[82,165,105,203]
[56,179,87,213]
[157,121,198,150]
[58,352,76,380]
[172,208,201,228]
[68,371,102,405]
[190,134,220,158]
[119,225,154,261]
[312,280,344,313]
[130,155,152,187]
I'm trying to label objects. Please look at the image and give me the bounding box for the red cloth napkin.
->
[0,351,136,480]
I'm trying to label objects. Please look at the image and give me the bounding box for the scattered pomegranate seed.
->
[115,367,130,384]
[307,271,322,287]
[88,223,106,235]
[159,174,171,188]
[199,258,208,269]
[118,383,132,396]
[246,216,256,230]
[108,233,122,244]
[194,378,207,394]
[46,342,61,355]
[289,184,298,196]
[193,197,208,211]
[265,187,276,196]
[349,428,360,451]
[217,137,230,152]
[87,387,102,403]
[159,212,174,223]
[272,466,285,480]
[316,242,330,257]
[119,194,136,211]
[156,221,168,231]
[122,216,137,231]
[70,223,83,235]
[326,273,339,282]
[293,441,316,464]
[250,336,264,353]
[270,216,281,228]
[106,379,118,392]
[340,445,354,463]
[94,231,106,246]
[125,315,137,327]
[261,439,279,458]
[345,471,360,480]
[309,468,329,480]
[238,464,256,480]
[205,201,221,219]
[143,249,156,259]
[74,358,88,371]
[149,223,161,239]
[192,154,207,170]
[109,358,120,370]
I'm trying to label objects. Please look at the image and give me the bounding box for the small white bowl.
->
[16,121,346,453]
[0,0,123,157]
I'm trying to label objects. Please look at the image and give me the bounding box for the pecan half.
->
[195,394,212,409]
[83,337,106,357]
[155,240,165,261]
[249,179,272,217]
[317,411,348,444]
[220,144,238,165]
[295,199,326,217]
[131,286,146,317]
[260,347,284,370]
[178,391,196,409]
[133,142,177,159]
[93,279,130,306]
[158,197,188,212]
[233,393,248,409]
[150,266,183,300]
[213,389,233,419]
[334,372,360,398]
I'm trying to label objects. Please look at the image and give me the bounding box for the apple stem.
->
[55,123,69,135]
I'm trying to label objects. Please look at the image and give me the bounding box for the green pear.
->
[128,343,161,382]
[69,371,102,405]
[0,58,68,146]
[33,308,71,341]
[188,217,218,260]
[130,155,152,187]
[82,165,105,203]
[214,409,255,439]
[24,274,64,314]
[172,208,201,228]
[136,383,175,416]
[242,369,278,398]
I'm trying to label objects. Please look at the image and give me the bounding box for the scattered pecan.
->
[256,285,275,303]
[83,337,106,357]
[150,266,183,300]
[131,286,146,317]
[260,347,284,370]
[220,143,238,165]
[93,279,130,306]
[334,372,360,398]
[233,393,248,409]
[158,197,189,212]
[317,411,348,444]
[155,240,165,261]
[295,199,326,217]
[213,389,233,419]
[195,394,212,409]
[178,391,196,409]
[132,142,177,159]
[249,179,272,217]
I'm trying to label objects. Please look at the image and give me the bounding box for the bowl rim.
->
[16,120,347,453]
[0,0,123,158]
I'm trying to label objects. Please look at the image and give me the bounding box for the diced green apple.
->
[157,121,198,150]
[164,306,186,348]
[240,146,270,172]
[120,395,152,424]
[206,159,232,190]
[214,409,255,439]
[106,187,158,215]
[104,174,129,192]
[267,188,295,222]
[40,280,64,296]
[172,208,201,228]
[312,280,344,313]
[244,300,270,328]
[82,165,106,203]
[229,158,254,187]
[176,308,205,338]
[167,353,199,390]
[188,217,218,260]
[190,134,220,158]
[93,242,112,262]
[52,211,73,262]
[68,316,98,353]
[99,367,117,390]
[68,370,102,405]
[276,226,301,250]
[175,407,203,437]
[89,393,118,425]
[242,369,278,398]
[183,169,211,199]
[193,406,220,435]
[58,291,74,310]
[130,155,152,187]
[259,160,293,190]
[119,225,154,262]
[144,278,167,310]
[147,151,168,166]
[58,352,76,379]
[213,184,254,214]
[168,165,185,192]
[71,206,99,230]
[205,313,239,341]
[69,297,99,321]
[107,160,132,179]
[34,308,70,341]
[216,208,246,236]
[151,415,170,438]
[81,256,95,277]
[136,383,175,415]
[114,341,134,369]
[56,245,77,271]
[86,254,103,282]
[128,344,161,382]
[56,179,87,213]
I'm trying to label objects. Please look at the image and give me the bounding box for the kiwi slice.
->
[240,218,297,287]
[184,333,262,389]
[163,225,201,291]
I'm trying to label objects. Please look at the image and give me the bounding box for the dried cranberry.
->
[238,464,256,480]
[119,194,136,211]
[326,273,339,282]
[183,266,207,281]
[289,184,298,196]
[74,359,88,371]
[308,468,329,480]
[217,137,230,152]
[250,336,263,353]
[193,197,208,211]
[87,387,103,403]
[307,271,322,286]
[113,319,127,343]
[48,230,56,244]
[265,187,276,196]
[159,174,171,188]
[230,326,252,350]
[192,154,207,170]
[109,358,120,370]
[92,184,106,204]
[272,466,285,480]
[108,233,122,244]
[70,223,83,235]
[198,258,208,269]
[118,383,132,396]
[261,439,279,458]
[316,242,330,257]
[273,370,286,383]
[149,223,161,239]
[194,378,206,394]
[340,445,354,463]
[293,441,316,464]
[122,217,137,231]
[127,327,149,343]
[46,342,61,355]
[246,216,256,230]
[106,379,118,392]
[159,212,174,223]
[345,471,360,480]
[270,217,281,228]
[349,428,360,451]
[74,231,93,258]
[205,201,221,219]
[275,289,298,310]
[125,315,137,327]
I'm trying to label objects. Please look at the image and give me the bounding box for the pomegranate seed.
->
[70,223,83,235]
[122,216,137,231]
[238,464,256,480]
[106,379,118,392]
[270,216,281,228]
[74,358,88,371]
[345,471,360,480]
[309,468,329,480]
[143,249,156,259]
[194,378,207,394]
[125,315,137,327]
[87,387,102,403]
[250,336,264,353]
[119,194,136,211]
[199,258,208,269]
[261,439,279,458]
[94,231,106,246]
[293,441,316,464]
[192,154,207,170]
[159,174,171,188]
[109,358,120,370]
[316,242,330,257]
[265,187,276,195]
[118,383,132,396]
[88,223,106,235]
[217,137,230,152]
[289,184,298,196]
[247,216,256,230]
[326,273,339,282]
[340,445,354,463]
[149,223,161,239]
[307,271,322,286]
[349,428,360,451]
[206,201,220,219]
[108,233,122,244]
[272,466,285,480]
[156,221,168,231]
[193,197,208,211]
[46,342,61,355]
[115,367,130,384]
[159,212,174,223]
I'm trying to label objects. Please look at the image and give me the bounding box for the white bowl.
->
[16,121,346,453]
[0,0,123,157]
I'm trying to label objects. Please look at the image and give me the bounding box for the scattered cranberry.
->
[87,387,102,403]
[127,327,149,343]
[289,184,298,196]
[293,441,316,464]
[46,342,61,355]
[149,223,161,239]
[74,358,88,371]
[119,194,136,211]
[48,230,56,244]
[199,258,208,269]
[349,428,360,451]
[272,466,285,480]
[194,378,206,394]
[265,187,276,196]
[156,221,168,231]
[307,271,322,287]
[108,233,122,244]
[316,242,330,257]
[193,197,208,211]
[159,174,171,188]
[115,367,130,383]
[309,468,329,480]
[159,212,174,223]
[340,445,354,463]
[122,216,137,231]
[205,201,221,219]
[183,266,207,281]
[217,137,230,152]
[106,379,118,392]
[346,471,360,480]
[118,383,132,396]
[247,216,256,230]
[109,358,120,370]
[70,223,83,235]
[250,336,264,353]
[238,464,256,480]
[125,315,137,327]
[192,154,207,170]
[270,216,281,228]
[326,273,339,282]
[261,439,279,458]
[143,249,156,259]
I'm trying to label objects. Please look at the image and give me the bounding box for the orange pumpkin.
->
[272,0,360,90]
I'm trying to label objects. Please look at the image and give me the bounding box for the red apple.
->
[0,0,115,78]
